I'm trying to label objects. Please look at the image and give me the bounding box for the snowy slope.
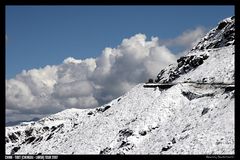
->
[5,16,235,155]
[155,16,235,84]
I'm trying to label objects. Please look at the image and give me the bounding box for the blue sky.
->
[6,5,234,79]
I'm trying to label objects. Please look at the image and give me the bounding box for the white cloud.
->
[6,29,204,122]
[159,27,206,49]
[6,79,35,110]
[53,81,94,98]
[63,57,82,64]
[144,46,177,77]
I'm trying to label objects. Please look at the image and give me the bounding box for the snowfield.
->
[5,16,235,155]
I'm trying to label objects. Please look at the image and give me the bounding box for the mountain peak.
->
[155,16,235,84]
[191,16,235,51]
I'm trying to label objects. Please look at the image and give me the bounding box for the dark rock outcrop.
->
[100,147,111,154]
[156,54,209,83]
[8,133,18,143]
[25,128,33,137]
[11,146,20,155]
[201,108,210,116]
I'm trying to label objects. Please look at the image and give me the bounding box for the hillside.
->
[5,16,235,155]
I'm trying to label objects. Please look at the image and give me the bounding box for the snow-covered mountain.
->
[5,16,235,155]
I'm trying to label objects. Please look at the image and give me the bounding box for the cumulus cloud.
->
[6,29,204,123]
[6,79,35,110]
